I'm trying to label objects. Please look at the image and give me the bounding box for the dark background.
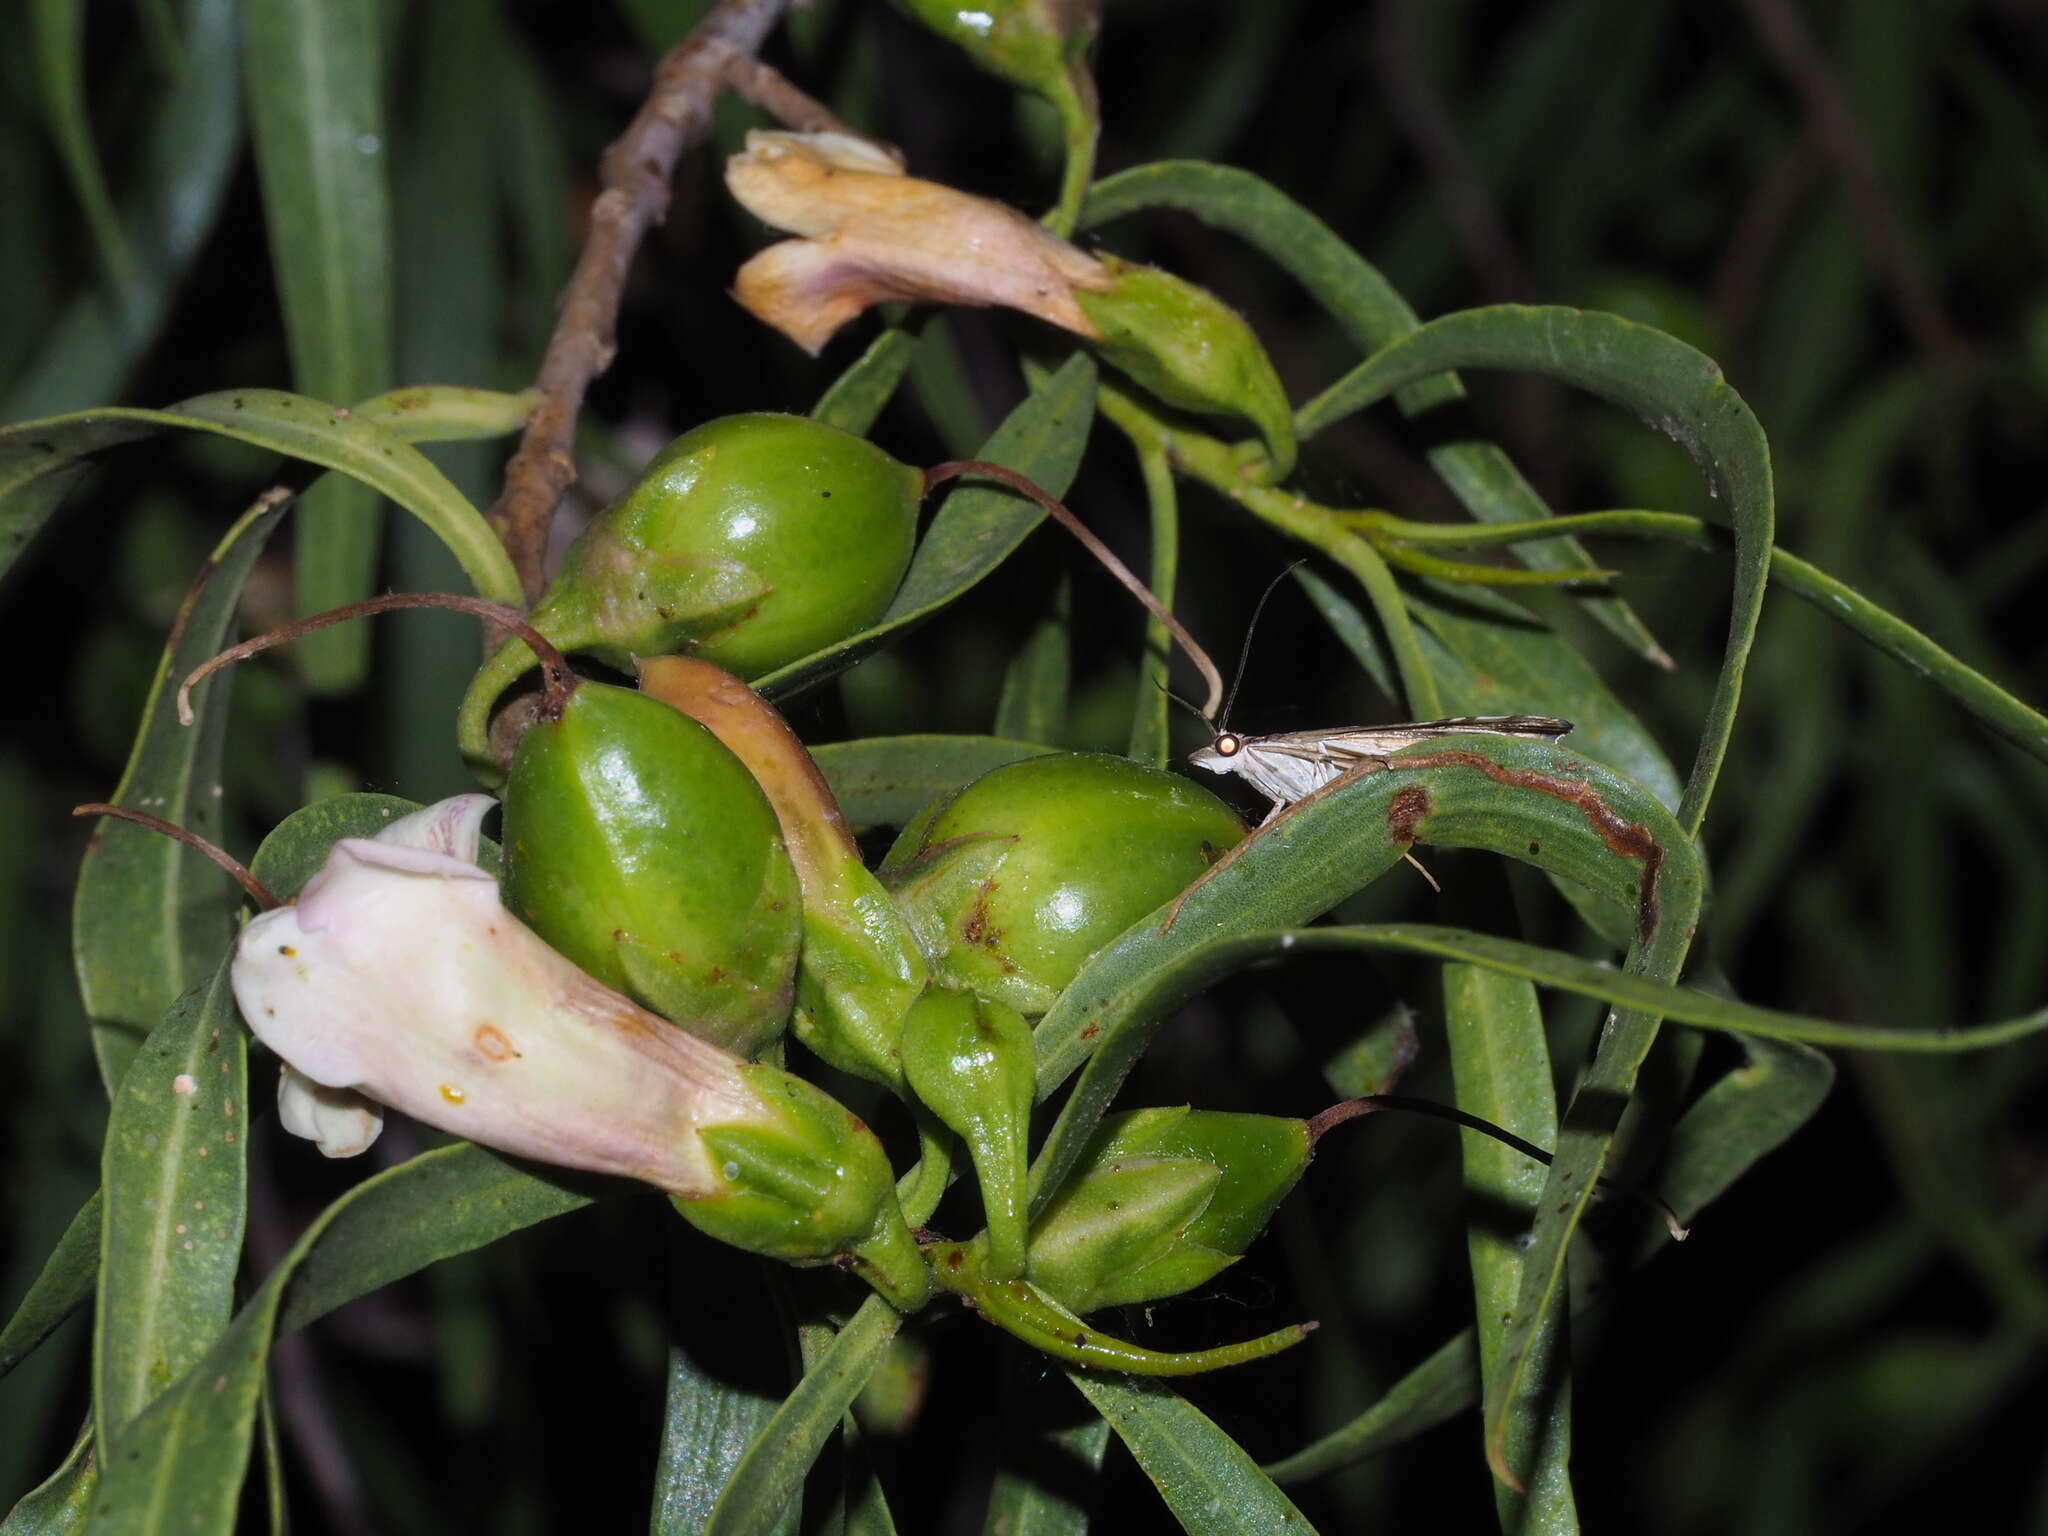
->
[4,0,2047,1530]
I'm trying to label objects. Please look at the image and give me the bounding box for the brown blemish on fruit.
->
[474,1023,517,1061]
[1395,750,1665,939]
[961,880,1005,952]
[1386,785,1431,844]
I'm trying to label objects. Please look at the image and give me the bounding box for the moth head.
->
[1188,732,1243,776]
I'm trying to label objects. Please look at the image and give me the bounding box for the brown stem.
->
[1308,1093,1689,1242]
[923,460,1226,721]
[177,594,577,728]
[723,54,892,150]
[73,803,279,911]
[488,0,799,603]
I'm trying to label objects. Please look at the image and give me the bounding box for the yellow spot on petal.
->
[440,1083,466,1105]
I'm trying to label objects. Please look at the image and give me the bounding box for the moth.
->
[1188,714,1575,827]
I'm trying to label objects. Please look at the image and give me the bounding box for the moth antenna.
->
[1154,679,1213,727]
[1220,560,1306,731]
[73,803,279,910]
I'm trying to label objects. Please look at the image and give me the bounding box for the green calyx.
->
[1026,1106,1312,1314]
[882,753,1244,1015]
[1076,259,1297,480]
[674,1061,932,1311]
[501,681,802,1057]
[900,988,1036,1280]
[927,1237,1313,1376]
[458,413,921,769]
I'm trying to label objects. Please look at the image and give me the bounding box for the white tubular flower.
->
[266,794,504,1158]
[231,795,765,1197]
[725,130,1113,354]
[277,1067,383,1158]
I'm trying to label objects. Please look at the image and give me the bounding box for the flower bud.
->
[637,657,928,1089]
[882,753,1244,1014]
[900,988,1036,1279]
[501,681,801,1057]
[1025,1106,1312,1314]
[459,413,920,761]
[231,796,928,1307]
[1076,259,1297,478]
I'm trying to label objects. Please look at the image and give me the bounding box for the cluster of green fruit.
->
[403,411,1320,1370]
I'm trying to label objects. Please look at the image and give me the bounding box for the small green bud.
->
[501,681,801,1057]
[900,989,1036,1279]
[1077,259,1297,479]
[1026,1106,1312,1314]
[883,753,1244,1014]
[675,1061,931,1310]
[460,414,921,765]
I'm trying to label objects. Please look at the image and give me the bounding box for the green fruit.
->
[460,413,921,767]
[882,753,1244,1014]
[501,681,801,1056]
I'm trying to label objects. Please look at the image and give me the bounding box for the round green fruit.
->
[882,754,1244,1014]
[461,413,921,768]
[501,681,802,1056]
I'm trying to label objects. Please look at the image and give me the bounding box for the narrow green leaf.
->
[244,0,394,689]
[812,328,918,437]
[353,386,539,443]
[649,1342,784,1536]
[1289,311,1775,1483]
[1294,306,1774,840]
[1,1423,94,1535]
[89,1143,594,1535]
[706,1295,902,1536]
[4,0,240,425]
[812,735,1056,830]
[1635,1036,1832,1265]
[1064,1374,1316,1534]
[30,0,138,305]
[1443,965,1576,1530]
[1267,1032,1835,1485]
[94,956,248,1451]
[1292,564,1396,702]
[755,353,1099,701]
[994,578,1071,746]
[1410,581,1682,809]
[1261,1331,1478,1483]
[0,390,521,603]
[0,1194,100,1386]
[1030,733,1699,1153]
[73,492,287,1091]
[1079,162,1665,664]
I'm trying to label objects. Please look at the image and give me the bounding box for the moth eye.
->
[1215,734,1240,756]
